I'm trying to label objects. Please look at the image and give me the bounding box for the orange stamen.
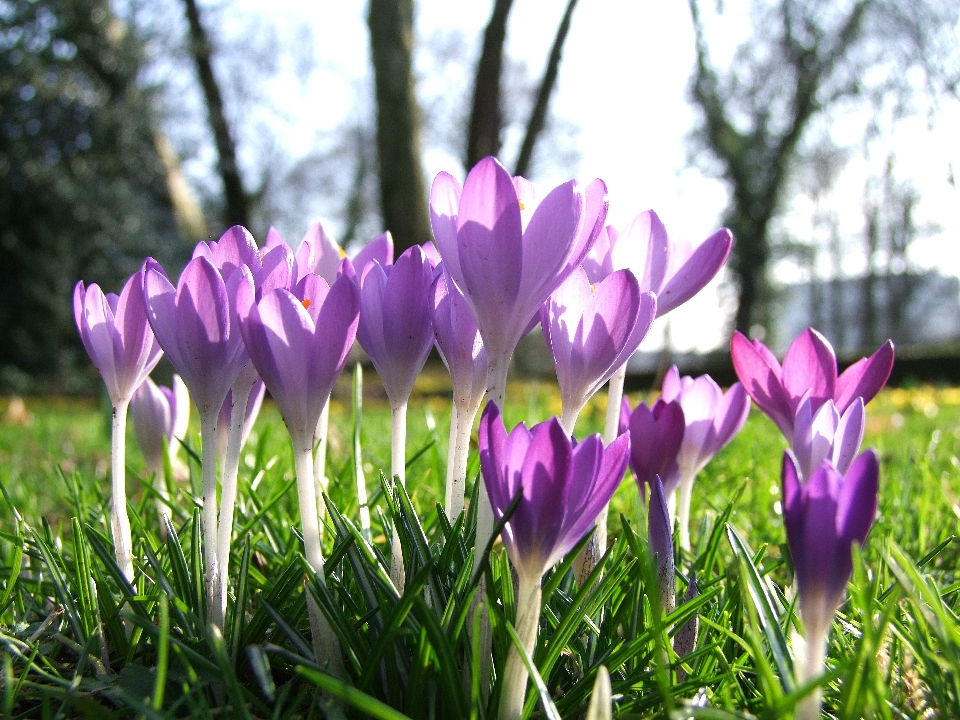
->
[301,299,312,309]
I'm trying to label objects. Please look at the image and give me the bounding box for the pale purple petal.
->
[831,398,865,475]
[656,228,732,317]
[430,172,464,284]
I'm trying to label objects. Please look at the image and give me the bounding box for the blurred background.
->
[2,0,959,393]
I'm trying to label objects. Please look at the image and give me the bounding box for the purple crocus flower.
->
[791,392,866,483]
[660,366,750,549]
[131,374,190,522]
[266,222,341,284]
[581,209,732,317]
[661,366,750,481]
[541,267,657,432]
[339,231,395,284]
[479,401,630,584]
[237,270,358,671]
[74,270,163,580]
[731,328,894,442]
[782,449,879,695]
[620,397,685,498]
[238,272,360,453]
[429,156,607,407]
[131,374,189,474]
[74,273,163,408]
[356,246,435,412]
[142,256,248,417]
[479,401,629,719]
[432,267,487,414]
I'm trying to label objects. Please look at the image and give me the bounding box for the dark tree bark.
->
[514,0,579,178]
[688,0,870,334]
[465,0,514,170]
[367,0,432,255]
[182,0,249,230]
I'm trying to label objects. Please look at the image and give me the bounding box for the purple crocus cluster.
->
[72,154,894,716]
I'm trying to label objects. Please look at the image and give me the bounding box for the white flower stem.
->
[499,575,542,720]
[293,443,344,678]
[574,365,626,585]
[199,410,222,629]
[445,399,480,521]
[390,400,408,591]
[353,364,372,540]
[796,621,829,720]
[559,401,583,437]
[313,400,330,540]
[677,472,695,552]
[475,351,511,698]
[216,385,250,624]
[110,399,134,583]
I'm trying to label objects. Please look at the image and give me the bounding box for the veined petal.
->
[519,179,583,309]
[430,172,464,285]
[457,158,524,348]
[353,231,394,274]
[112,270,162,401]
[656,228,732,317]
[782,328,837,411]
[613,210,669,296]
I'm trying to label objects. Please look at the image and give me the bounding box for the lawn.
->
[0,372,958,718]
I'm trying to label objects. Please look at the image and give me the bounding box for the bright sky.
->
[222,0,960,351]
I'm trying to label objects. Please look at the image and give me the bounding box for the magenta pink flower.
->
[731,328,894,442]
[73,272,163,407]
[782,450,879,636]
[478,402,630,582]
[581,210,732,317]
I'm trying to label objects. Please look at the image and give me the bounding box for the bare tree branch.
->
[514,0,579,177]
[182,0,249,230]
[367,0,432,254]
[465,0,514,170]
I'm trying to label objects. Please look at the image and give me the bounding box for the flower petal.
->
[656,228,732,317]
[834,340,895,412]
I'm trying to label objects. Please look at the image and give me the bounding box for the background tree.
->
[687,0,960,338]
[367,0,433,255]
[0,0,184,392]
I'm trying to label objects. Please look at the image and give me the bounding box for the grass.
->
[0,369,958,718]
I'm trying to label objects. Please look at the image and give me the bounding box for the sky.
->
[207,0,960,351]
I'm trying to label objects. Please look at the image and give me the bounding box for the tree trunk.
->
[182,0,249,230]
[465,0,514,170]
[368,0,432,255]
[514,0,579,177]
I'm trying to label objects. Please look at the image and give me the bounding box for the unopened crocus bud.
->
[648,475,675,616]
[621,397,685,499]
